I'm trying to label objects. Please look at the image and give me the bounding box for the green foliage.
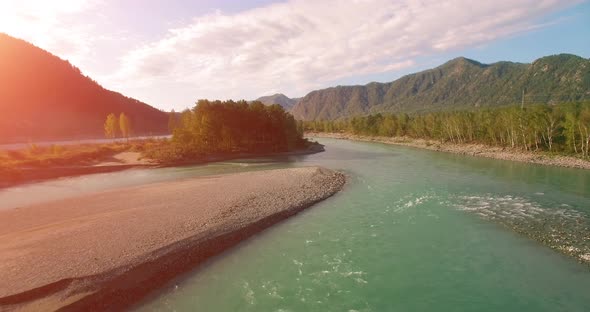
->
[119,113,131,138]
[27,143,40,155]
[51,144,63,155]
[0,33,167,143]
[304,102,590,157]
[167,100,305,160]
[104,113,118,139]
[1,143,130,169]
[292,54,590,121]
[168,109,179,133]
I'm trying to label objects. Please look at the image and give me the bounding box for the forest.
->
[302,102,590,157]
[159,100,306,160]
[0,33,168,143]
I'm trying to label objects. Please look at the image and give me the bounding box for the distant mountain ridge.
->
[255,93,300,111]
[290,54,590,120]
[0,33,168,143]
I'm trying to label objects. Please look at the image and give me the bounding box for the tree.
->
[301,102,590,154]
[378,114,397,137]
[168,109,178,133]
[579,107,590,157]
[104,113,118,138]
[542,105,561,152]
[563,111,579,154]
[119,113,131,139]
[170,99,304,156]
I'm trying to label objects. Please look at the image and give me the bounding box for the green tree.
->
[563,111,579,154]
[119,113,131,139]
[104,113,118,138]
[378,115,397,137]
[301,102,590,154]
[169,99,304,157]
[579,107,590,157]
[168,109,178,133]
[541,105,561,152]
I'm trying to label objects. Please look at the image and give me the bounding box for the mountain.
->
[291,54,590,120]
[255,93,300,111]
[0,33,168,143]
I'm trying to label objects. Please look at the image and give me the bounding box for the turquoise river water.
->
[1,138,589,311]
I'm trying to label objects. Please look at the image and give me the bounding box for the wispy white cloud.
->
[108,0,579,106]
[0,0,581,110]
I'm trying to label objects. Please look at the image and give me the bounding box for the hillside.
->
[291,54,590,120]
[0,33,168,143]
[255,93,299,111]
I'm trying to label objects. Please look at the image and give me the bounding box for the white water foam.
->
[242,281,255,305]
[391,193,434,213]
[453,194,590,264]
[453,195,583,221]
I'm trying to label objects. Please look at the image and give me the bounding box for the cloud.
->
[0,0,580,109]
[110,0,579,104]
[0,0,100,65]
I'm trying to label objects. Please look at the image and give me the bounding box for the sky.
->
[0,0,589,111]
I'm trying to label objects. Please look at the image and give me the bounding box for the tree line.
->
[302,102,590,157]
[168,100,305,156]
[104,113,131,139]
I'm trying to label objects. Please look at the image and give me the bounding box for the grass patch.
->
[0,143,131,169]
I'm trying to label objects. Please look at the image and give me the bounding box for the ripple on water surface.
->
[452,194,590,265]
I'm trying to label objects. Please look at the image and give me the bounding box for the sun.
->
[0,0,91,42]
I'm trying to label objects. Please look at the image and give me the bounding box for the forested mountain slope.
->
[291,54,590,120]
[0,33,168,143]
[255,93,300,111]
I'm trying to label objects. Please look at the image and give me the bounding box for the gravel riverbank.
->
[0,167,345,311]
[311,133,590,170]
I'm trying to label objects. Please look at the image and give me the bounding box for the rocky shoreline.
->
[311,133,590,170]
[0,167,345,311]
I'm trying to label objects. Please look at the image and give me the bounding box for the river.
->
[1,138,589,311]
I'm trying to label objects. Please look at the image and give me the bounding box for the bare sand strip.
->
[312,133,590,170]
[0,167,345,311]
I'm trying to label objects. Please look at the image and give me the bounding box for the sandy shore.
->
[311,133,590,170]
[0,167,345,311]
[93,151,155,166]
